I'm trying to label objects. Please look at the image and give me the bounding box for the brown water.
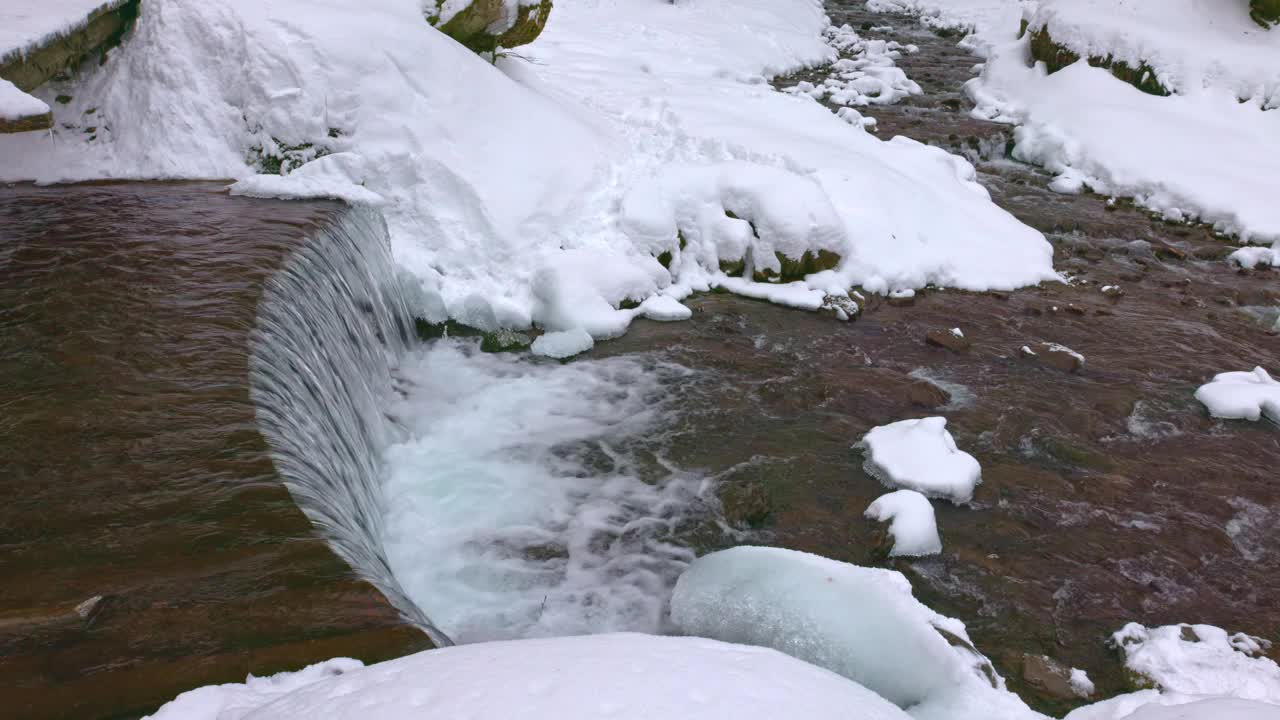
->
[604,3,1280,713]
[0,182,428,719]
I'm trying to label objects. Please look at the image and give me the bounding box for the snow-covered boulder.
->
[865,489,942,557]
[427,0,553,53]
[1112,623,1280,703]
[1194,367,1280,423]
[859,417,982,503]
[144,633,913,720]
[670,546,1038,720]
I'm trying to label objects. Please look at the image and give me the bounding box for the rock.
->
[1252,0,1280,27]
[1022,342,1085,373]
[1021,654,1090,700]
[1027,25,1169,96]
[1100,284,1124,299]
[906,379,951,409]
[718,477,772,528]
[428,0,553,53]
[1064,303,1087,316]
[926,327,971,353]
[0,110,53,134]
[1152,241,1188,261]
[887,289,916,306]
[479,328,532,353]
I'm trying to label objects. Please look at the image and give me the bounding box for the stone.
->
[1152,241,1188,261]
[0,1,139,95]
[1021,654,1088,700]
[926,327,971,353]
[428,0,553,54]
[479,328,532,353]
[718,478,772,528]
[1024,342,1085,373]
[1100,284,1125,299]
[1252,0,1280,27]
[906,379,951,409]
[1027,26,1169,96]
[0,110,53,134]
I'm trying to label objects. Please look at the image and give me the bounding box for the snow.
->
[0,78,49,121]
[637,293,692,322]
[780,24,922,107]
[0,0,1056,344]
[1071,668,1096,698]
[1194,367,1280,423]
[1112,623,1280,704]
[143,633,913,720]
[860,416,982,503]
[1068,694,1280,720]
[865,489,943,557]
[670,546,1042,720]
[529,327,594,358]
[1230,247,1279,270]
[966,1,1280,246]
[867,0,1035,53]
[0,0,131,64]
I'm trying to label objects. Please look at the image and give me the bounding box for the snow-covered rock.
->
[1194,367,1280,423]
[860,417,982,503]
[1112,623,1280,704]
[530,328,594,359]
[0,77,49,132]
[427,0,551,52]
[143,633,914,720]
[970,0,1280,246]
[1068,694,1280,720]
[669,546,1040,720]
[866,489,943,557]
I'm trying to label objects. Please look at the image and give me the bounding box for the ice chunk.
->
[530,328,594,359]
[859,417,982,503]
[1194,367,1280,423]
[1070,668,1096,698]
[1112,623,1280,704]
[145,633,913,720]
[670,546,1038,720]
[865,489,942,557]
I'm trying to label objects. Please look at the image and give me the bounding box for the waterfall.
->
[247,205,453,647]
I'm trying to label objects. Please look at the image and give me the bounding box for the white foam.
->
[380,339,705,643]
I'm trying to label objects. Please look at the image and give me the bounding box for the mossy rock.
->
[429,0,553,53]
[1029,27,1169,97]
[479,329,531,353]
[1253,0,1280,27]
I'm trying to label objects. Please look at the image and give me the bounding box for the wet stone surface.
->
[0,183,430,720]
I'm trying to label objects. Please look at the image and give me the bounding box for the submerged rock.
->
[427,0,554,53]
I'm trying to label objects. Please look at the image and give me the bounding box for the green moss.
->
[1029,27,1169,97]
[431,0,553,53]
[1253,0,1280,26]
[479,329,532,353]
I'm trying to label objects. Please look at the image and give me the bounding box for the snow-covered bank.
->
[0,0,132,63]
[0,0,1055,343]
[144,633,912,720]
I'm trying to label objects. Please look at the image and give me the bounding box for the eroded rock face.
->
[1026,26,1169,96]
[427,0,554,53]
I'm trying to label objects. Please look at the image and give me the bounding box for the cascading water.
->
[247,206,452,647]
[249,206,712,649]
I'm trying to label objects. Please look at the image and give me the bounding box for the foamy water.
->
[380,339,708,643]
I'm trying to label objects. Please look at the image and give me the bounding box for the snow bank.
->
[969,1,1280,245]
[866,489,943,556]
[860,417,982,503]
[144,633,913,720]
[1194,367,1280,423]
[0,78,48,121]
[1112,623,1280,704]
[670,546,1041,720]
[1025,0,1280,106]
[1068,694,1280,720]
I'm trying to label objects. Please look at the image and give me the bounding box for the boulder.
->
[428,0,554,53]
[1253,0,1280,27]
[926,327,971,353]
